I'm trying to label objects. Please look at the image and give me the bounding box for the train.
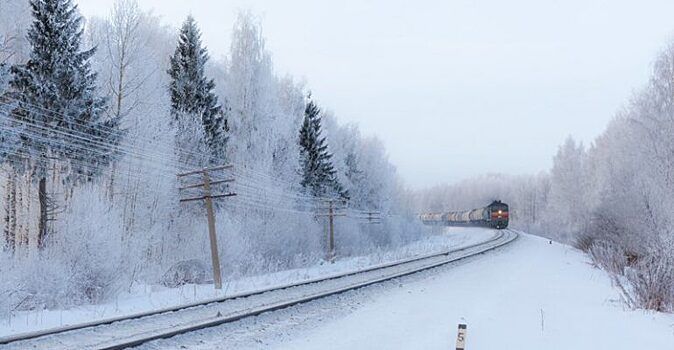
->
[419,200,509,229]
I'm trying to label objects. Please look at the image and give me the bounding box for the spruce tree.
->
[9,0,120,248]
[168,16,227,163]
[298,99,345,198]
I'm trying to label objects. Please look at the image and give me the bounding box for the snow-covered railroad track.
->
[0,229,517,350]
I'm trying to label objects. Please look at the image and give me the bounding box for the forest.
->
[0,0,422,314]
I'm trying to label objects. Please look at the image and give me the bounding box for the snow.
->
[273,232,674,350]
[0,227,492,338]
[5,228,671,350]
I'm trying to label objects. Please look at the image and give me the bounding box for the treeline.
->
[414,45,674,312]
[0,0,419,312]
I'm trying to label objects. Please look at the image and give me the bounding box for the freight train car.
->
[419,200,509,229]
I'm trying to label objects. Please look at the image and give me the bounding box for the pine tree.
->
[168,16,227,163]
[298,98,345,198]
[8,0,121,248]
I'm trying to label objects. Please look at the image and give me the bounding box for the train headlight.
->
[498,210,502,214]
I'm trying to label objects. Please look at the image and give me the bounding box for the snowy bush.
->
[588,240,627,276]
[574,232,595,252]
[51,188,125,301]
[622,248,674,312]
[0,187,124,314]
[161,259,208,287]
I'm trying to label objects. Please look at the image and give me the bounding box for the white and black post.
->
[455,324,467,350]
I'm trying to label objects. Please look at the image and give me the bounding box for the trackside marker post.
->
[456,323,467,350]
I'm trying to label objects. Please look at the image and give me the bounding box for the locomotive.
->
[419,200,509,229]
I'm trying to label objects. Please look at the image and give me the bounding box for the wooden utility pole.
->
[350,210,382,225]
[177,165,236,290]
[364,211,382,225]
[328,201,335,260]
[317,199,346,262]
[202,169,222,289]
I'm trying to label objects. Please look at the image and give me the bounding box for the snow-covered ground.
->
[134,229,673,350]
[0,227,492,337]
[276,232,674,350]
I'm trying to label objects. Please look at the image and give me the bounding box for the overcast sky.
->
[78,0,674,189]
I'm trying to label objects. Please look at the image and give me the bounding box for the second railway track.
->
[0,229,518,350]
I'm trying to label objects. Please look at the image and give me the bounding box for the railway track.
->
[0,229,518,350]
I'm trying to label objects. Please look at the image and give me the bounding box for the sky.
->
[77,0,674,189]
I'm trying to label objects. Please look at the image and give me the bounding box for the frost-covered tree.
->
[344,151,364,196]
[101,0,145,121]
[168,16,227,164]
[86,0,149,200]
[0,34,12,66]
[544,136,586,241]
[0,0,31,65]
[298,99,344,198]
[0,64,7,95]
[0,63,21,164]
[0,63,19,214]
[0,64,21,252]
[226,12,280,171]
[8,0,120,248]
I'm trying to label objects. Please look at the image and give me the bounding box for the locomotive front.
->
[488,200,509,229]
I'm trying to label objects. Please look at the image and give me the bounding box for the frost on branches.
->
[168,15,227,166]
[0,3,424,315]
[7,0,122,249]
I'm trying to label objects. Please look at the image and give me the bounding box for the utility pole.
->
[350,210,382,225]
[350,210,382,238]
[328,201,334,260]
[316,199,346,262]
[177,164,236,290]
[364,211,382,225]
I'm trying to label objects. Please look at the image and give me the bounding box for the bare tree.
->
[104,0,148,121]
[0,0,31,64]
[0,34,15,65]
[96,0,156,201]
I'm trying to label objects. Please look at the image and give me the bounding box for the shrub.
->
[589,240,627,276]
[574,232,595,252]
[623,250,674,312]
